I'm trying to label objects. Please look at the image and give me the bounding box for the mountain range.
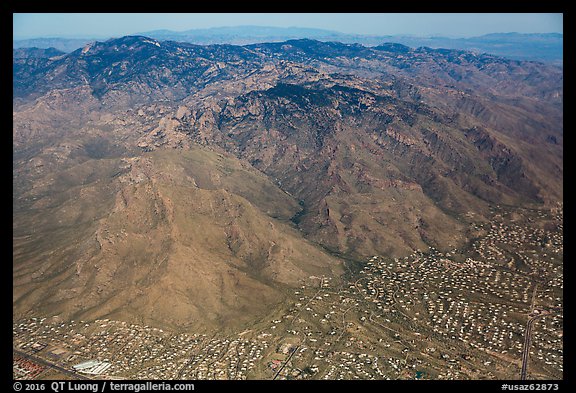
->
[13,36,562,331]
[13,26,563,64]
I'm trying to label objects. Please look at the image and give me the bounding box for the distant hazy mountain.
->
[12,47,66,59]
[379,32,563,65]
[12,37,95,53]
[139,25,351,43]
[13,26,562,64]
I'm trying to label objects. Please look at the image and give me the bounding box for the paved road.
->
[520,315,537,380]
[272,344,300,380]
[520,282,548,380]
[14,348,91,380]
[520,311,550,380]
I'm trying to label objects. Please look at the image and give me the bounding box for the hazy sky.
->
[13,13,563,39]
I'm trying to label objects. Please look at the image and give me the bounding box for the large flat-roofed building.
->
[85,362,111,375]
[73,360,111,374]
[73,360,100,370]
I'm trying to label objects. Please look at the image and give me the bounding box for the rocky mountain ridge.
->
[14,29,563,64]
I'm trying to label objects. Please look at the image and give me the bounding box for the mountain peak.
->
[108,35,160,45]
[374,42,412,53]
